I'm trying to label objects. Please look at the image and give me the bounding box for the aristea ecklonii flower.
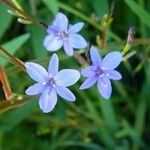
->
[80,46,122,99]
[25,54,80,113]
[43,12,87,56]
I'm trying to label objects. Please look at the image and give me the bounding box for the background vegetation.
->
[0,0,150,149]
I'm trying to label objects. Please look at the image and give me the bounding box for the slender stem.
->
[73,52,88,66]
[0,0,47,28]
[101,21,108,49]
[0,66,11,100]
[0,47,26,71]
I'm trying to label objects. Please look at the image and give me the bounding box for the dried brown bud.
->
[127,26,136,45]
[110,0,115,17]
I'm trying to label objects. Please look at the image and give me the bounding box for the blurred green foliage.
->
[0,0,150,149]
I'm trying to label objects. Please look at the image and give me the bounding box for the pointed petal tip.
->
[90,46,102,66]
[69,34,87,49]
[55,69,80,87]
[69,22,84,33]
[43,35,63,52]
[41,109,52,113]
[102,94,111,100]
[39,88,57,113]
[97,77,112,100]
[102,51,122,70]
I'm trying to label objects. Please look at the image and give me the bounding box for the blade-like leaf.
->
[0,33,30,66]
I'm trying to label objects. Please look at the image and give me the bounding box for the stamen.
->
[49,78,55,86]
[96,69,103,76]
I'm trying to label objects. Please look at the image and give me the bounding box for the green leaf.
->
[99,99,118,132]
[0,4,13,40]
[42,0,59,15]
[27,25,47,58]
[0,33,30,66]
[0,95,36,131]
[92,0,109,20]
[124,0,150,29]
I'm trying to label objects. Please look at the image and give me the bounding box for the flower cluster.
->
[25,12,122,113]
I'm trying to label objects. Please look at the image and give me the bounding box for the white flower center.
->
[58,32,68,39]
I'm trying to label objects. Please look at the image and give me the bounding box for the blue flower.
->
[25,54,80,113]
[80,46,122,99]
[43,12,87,56]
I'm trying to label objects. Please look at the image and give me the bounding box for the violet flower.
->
[43,12,87,56]
[80,46,122,99]
[25,54,80,113]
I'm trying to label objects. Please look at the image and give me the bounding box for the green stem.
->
[1,0,47,28]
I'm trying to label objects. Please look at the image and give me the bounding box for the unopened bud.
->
[17,18,32,24]
[85,44,92,64]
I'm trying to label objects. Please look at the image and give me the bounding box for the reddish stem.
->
[0,66,11,100]
[0,47,26,71]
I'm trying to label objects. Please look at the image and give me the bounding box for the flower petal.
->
[68,22,84,33]
[56,86,75,101]
[26,83,47,95]
[81,66,97,77]
[39,87,57,113]
[105,70,122,80]
[97,76,112,99]
[63,40,74,56]
[53,12,68,32]
[68,34,87,49]
[80,76,97,90]
[25,62,48,82]
[43,35,63,51]
[55,69,80,87]
[90,46,102,66]
[101,51,122,70]
[48,54,59,76]
[47,26,59,35]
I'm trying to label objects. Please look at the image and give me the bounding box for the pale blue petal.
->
[81,66,97,77]
[48,54,59,76]
[43,35,63,51]
[26,83,47,95]
[90,46,102,66]
[53,12,68,32]
[97,76,112,99]
[68,22,84,33]
[101,51,122,70]
[25,62,48,82]
[39,87,57,113]
[63,40,74,56]
[55,69,80,87]
[68,34,87,49]
[80,76,97,90]
[105,70,122,80]
[56,86,75,101]
[47,26,59,35]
